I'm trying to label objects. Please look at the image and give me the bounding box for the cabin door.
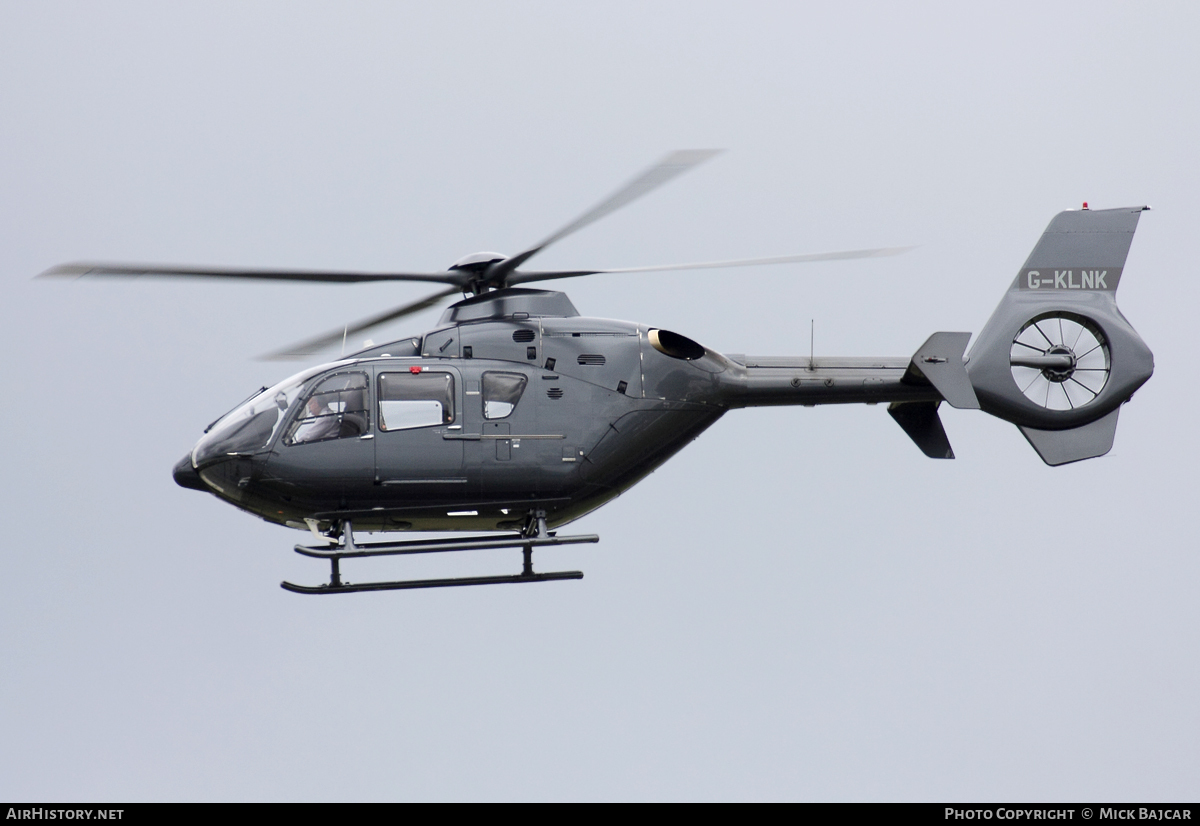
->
[371,366,465,498]
[462,367,542,501]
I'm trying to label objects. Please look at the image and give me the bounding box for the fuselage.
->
[177,289,938,533]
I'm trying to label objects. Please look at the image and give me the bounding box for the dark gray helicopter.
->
[43,152,1154,594]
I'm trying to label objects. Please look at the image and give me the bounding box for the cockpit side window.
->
[378,372,455,431]
[285,372,370,445]
[482,372,528,420]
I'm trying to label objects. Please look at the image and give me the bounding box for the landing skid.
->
[280,511,597,595]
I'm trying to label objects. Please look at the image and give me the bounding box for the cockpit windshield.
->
[192,362,348,467]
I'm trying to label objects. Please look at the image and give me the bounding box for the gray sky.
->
[2,1,1198,801]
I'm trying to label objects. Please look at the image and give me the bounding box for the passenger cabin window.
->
[482,371,528,420]
[378,372,455,431]
[285,372,369,445]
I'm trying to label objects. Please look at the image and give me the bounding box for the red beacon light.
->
[1082,201,1089,210]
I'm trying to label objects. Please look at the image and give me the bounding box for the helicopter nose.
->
[173,452,208,491]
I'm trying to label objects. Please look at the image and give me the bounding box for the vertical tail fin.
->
[966,206,1154,465]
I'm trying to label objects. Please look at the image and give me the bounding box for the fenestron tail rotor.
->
[1009,313,1111,411]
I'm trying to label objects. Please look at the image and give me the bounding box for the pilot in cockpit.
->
[291,394,340,444]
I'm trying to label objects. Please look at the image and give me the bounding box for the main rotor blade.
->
[260,286,461,361]
[506,245,915,285]
[40,262,465,287]
[493,149,723,278]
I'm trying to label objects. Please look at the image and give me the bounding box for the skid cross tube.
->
[280,516,598,595]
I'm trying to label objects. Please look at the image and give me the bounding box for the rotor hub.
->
[448,251,508,273]
[1042,344,1078,382]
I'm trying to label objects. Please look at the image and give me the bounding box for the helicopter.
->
[41,151,1155,595]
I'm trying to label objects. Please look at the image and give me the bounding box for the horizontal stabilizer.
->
[888,401,954,459]
[905,332,980,409]
[1018,407,1120,466]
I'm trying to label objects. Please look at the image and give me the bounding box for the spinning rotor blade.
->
[261,285,461,361]
[40,262,464,287]
[491,149,723,279]
[507,245,915,285]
